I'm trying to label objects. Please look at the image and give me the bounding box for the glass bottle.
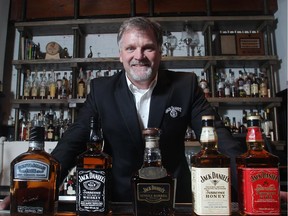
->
[237,70,246,97]
[23,69,31,100]
[76,116,112,215]
[31,71,39,99]
[56,72,63,99]
[48,69,56,99]
[251,70,259,97]
[10,126,61,216]
[191,115,231,215]
[77,68,86,99]
[131,128,176,216]
[199,71,210,98]
[39,73,47,99]
[236,115,280,215]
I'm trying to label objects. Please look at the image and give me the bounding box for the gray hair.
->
[117,17,163,48]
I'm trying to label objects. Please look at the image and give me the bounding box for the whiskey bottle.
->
[77,68,86,99]
[236,115,280,215]
[131,128,176,216]
[10,126,61,216]
[76,116,112,215]
[191,115,231,215]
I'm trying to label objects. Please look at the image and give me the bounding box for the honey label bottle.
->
[191,115,231,215]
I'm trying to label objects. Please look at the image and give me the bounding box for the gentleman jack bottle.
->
[236,115,280,215]
[76,116,112,215]
[131,128,176,216]
[10,126,61,216]
[191,115,231,215]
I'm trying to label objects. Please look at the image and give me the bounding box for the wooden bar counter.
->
[0,200,287,216]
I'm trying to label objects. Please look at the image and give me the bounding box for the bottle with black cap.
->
[10,126,61,216]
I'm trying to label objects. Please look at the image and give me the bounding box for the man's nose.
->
[134,48,145,60]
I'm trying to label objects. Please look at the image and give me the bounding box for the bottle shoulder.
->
[11,150,59,165]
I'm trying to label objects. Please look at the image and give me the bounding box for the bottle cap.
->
[201,115,215,120]
[142,128,160,136]
[29,126,45,142]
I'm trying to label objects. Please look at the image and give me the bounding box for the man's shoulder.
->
[160,70,197,80]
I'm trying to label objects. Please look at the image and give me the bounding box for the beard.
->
[127,61,154,82]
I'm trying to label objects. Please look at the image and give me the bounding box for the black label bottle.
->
[191,115,231,215]
[10,126,61,216]
[131,128,176,216]
[236,115,280,215]
[76,116,112,215]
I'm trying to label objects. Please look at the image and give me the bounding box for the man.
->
[0,17,241,209]
[51,16,243,202]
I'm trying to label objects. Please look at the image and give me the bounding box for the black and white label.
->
[14,160,49,180]
[77,169,106,213]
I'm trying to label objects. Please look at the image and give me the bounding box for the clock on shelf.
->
[45,41,61,60]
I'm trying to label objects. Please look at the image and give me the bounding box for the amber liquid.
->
[76,141,112,216]
[131,172,176,216]
[236,142,280,216]
[10,148,60,216]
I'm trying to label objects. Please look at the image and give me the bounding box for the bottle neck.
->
[246,126,264,150]
[200,126,218,150]
[143,137,162,167]
[29,141,45,150]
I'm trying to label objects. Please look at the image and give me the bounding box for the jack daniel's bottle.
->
[131,128,176,216]
[10,126,61,216]
[191,115,231,215]
[76,116,112,215]
[236,115,280,215]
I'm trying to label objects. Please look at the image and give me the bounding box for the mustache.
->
[130,60,150,66]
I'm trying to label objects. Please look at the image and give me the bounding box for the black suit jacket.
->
[52,70,242,202]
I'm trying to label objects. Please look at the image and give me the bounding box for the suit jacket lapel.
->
[114,72,143,147]
[148,70,172,128]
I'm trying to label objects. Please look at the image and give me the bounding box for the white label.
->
[14,160,49,180]
[191,167,231,215]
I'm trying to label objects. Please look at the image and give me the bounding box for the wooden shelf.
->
[12,55,279,70]
[11,97,282,110]
[15,16,276,36]
[207,97,282,109]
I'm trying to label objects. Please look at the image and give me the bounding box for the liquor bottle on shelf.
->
[39,72,47,99]
[86,70,94,96]
[191,115,231,216]
[76,116,112,215]
[199,71,210,98]
[262,109,274,141]
[56,72,63,99]
[48,69,56,99]
[224,71,231,97]
[231,117,239,134]
[237,70,246,97]
[23,69,31,100]
[216,71,225,97]
[77,68,86,99]
[251,69,259,97]
[61,72,69,99]
[243,71,252,97]
[259,72,269,98]
[31,71,39,99]
[131,128,176,216]
[68,72,73,99]
[236,115,280,215]
[229,69,237,97]
[10,126,61,216]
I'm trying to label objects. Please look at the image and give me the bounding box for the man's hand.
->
[0,195,10,210]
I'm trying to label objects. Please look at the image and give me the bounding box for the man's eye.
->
[126,47,135,52]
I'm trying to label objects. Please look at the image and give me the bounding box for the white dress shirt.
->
[126,75,157,129]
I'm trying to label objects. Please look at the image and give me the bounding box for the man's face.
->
[119,28,162,88]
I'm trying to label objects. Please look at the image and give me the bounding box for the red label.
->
[241,168,280,215]
[246,127,263,142]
